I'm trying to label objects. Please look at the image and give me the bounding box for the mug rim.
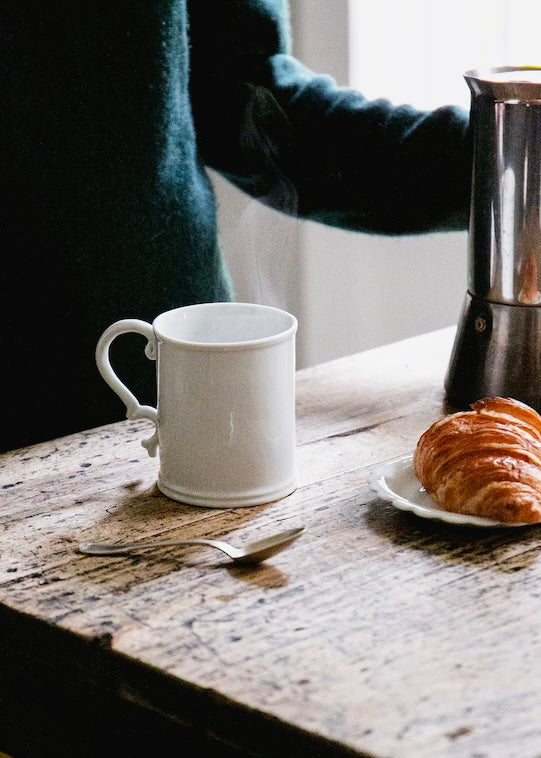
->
[153,302,298,350]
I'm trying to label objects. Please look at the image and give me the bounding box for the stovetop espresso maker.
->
[445,66,541,412]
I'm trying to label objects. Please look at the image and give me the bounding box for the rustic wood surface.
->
[2,326,541,757]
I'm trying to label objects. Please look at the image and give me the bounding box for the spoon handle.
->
[78,537,218,556]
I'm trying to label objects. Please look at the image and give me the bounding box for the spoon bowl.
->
[78,526,304,565]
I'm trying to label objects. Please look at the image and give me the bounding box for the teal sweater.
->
[1,1,471,451]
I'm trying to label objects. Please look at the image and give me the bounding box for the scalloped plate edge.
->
[369,453,529,528]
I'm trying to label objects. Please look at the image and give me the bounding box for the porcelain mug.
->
[95,302,298,507]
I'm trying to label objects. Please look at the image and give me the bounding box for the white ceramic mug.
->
[95,302,298,507]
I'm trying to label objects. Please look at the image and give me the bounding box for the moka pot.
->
[445,66,541,412]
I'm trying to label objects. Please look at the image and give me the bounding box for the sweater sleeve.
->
[187,0,472,234]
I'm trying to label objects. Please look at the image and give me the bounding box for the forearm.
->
[189,2,472,234]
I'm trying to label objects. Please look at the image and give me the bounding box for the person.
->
[0,1,472,453]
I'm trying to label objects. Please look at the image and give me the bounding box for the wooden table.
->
[2,327,540,758]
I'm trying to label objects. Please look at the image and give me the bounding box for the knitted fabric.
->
[0,1,471,451]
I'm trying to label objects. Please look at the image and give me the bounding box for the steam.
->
[217,84,300,311]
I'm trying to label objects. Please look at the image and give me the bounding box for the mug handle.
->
[95,319,159,456]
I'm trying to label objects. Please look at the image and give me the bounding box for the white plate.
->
[370,453,528,528]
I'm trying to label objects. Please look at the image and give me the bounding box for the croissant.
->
[413,397,541,523]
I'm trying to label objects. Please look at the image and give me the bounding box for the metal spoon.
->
[78,526,304,565]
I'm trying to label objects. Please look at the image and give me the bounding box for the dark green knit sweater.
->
[1,0,471,451]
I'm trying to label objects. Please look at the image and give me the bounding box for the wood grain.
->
[2,327,541,757]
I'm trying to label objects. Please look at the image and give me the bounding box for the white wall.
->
[211,0,468,368]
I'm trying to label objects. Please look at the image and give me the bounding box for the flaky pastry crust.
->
[413,397,541,523]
